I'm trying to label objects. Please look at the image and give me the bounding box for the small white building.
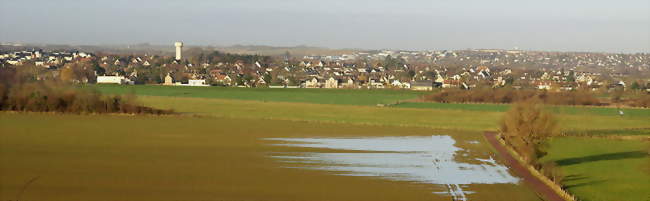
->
[188,79,209,86]
[391,80,410,89]
[97,76,132,85]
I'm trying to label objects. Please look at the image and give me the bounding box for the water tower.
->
[174,42,183,61]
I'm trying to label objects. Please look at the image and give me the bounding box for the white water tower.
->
[174,41,183,61]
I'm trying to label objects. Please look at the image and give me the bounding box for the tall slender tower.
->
[174,42,183,61]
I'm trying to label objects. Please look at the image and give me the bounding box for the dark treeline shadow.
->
[554,151,647,166]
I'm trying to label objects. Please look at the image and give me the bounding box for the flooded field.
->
[1,113,540,201]
[266,136,519,201]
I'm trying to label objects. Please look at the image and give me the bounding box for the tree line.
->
[422,87,650,108]
[0,68,173,114]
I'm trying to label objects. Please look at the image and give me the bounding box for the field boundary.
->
[559,134,650,140]
[403,99,650,109]
[484,131,576,201]
[561,127,650,140]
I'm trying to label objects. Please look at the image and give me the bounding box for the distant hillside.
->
[0,43,174,55]
[1,43,358,57]
[212,45,358,57]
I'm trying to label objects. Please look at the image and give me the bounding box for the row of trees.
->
[422,87,650,108]
[423,88,601,106]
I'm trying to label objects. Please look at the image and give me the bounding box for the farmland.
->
[90,84,427,106]
[0,113,539,201]
[2,85,649,201]
[544,137,650,201]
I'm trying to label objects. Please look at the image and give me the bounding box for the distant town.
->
[1,42,649,92]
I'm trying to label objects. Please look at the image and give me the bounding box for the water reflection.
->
[266,136,519,201]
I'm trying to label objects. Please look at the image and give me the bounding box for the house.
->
[304,77,320,88]
[391,80,404,88]
[113,59,124,66]
[300,61,312,67]
[536,81,552,90]
[324,77,339,88]
[256,77,267,86]
[368,79,385,88]
[214,74,232,86]
[6,60,21,65]
[410,80,433,91]
[341,78,356,88]
[316,61,325,67]
[442,79,459,88]
[163,73,173,85]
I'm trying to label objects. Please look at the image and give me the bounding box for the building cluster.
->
[2,45,649,91]
[1,49,93,68]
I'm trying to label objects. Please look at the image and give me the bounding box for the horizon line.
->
[1,41,649,55]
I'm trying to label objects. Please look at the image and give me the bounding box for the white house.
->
[304,77,320,88]
[324,77,339,88]
[164,73,173,85]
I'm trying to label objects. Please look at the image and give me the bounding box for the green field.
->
[544,137,650,201]
[92,85,650,132]
[133,96,648,132]
[90,84,427,106]
[2,85,649,201]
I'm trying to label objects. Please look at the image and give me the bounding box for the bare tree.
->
[500,98,559,165]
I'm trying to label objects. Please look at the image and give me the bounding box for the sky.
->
[1,0,649,53]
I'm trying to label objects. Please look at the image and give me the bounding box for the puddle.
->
[265,135,518,201]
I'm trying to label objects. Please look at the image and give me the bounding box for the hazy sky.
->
[1,0,649,52]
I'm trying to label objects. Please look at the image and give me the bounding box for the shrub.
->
[629,93,650,108]
[540,161,565,186]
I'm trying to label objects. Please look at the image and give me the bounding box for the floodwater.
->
[265,136,519,201]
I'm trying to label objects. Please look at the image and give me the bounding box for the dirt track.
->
[484,131,565,201]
